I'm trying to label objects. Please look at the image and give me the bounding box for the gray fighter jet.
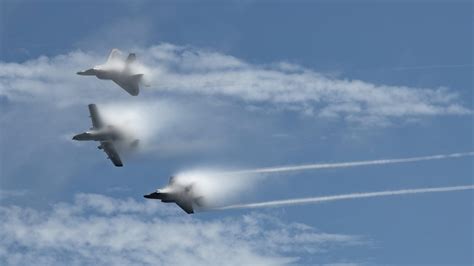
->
[144,176,204,214]
[77,49,144,96]
[73,104,138,167]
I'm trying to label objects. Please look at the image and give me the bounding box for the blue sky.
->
[1,0,473,265]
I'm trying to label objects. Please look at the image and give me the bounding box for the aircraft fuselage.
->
[144,183,200,214]
[144,187,193,203]
[77,68,123,81]
[72,129,120,142]
[144,191,174,202]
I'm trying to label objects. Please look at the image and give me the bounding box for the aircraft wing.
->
[175,199,194,214]
[112,74,142,96]
[100,141,123,167]
[88,104,104,129]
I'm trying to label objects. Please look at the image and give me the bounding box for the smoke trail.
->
[227,152,474,175]
[217,185,474,210]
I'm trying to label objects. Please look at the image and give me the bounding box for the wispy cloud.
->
[0,193,365,265]
[0,43,470,126]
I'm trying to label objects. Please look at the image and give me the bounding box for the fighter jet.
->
[73,104,138,167]
[144,176,204,214]
[77,49,145,96]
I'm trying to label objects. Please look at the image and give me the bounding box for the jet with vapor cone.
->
[77,49,145,96]
[144,176,204,214]
[73,104,139,167]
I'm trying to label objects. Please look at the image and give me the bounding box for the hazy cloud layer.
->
[0,193,364,266]
[0,43,470,126]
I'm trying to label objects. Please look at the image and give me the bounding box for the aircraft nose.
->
[144,192,161,199]
[77,68,95,75]
[72,132,88,140]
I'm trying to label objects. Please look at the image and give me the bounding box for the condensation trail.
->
[392,64,473,71]
[226,152,474,175]
[217,185,474,210]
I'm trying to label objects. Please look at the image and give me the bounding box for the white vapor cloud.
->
[0,43,471,126]
[68,98,236,157]
[173,169,259,207]
[0,194,364,266]
[218,185,474,210]
[97,101,178,152]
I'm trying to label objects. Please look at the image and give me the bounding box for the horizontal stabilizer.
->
[130,139,140,148]
[112,75,142,96]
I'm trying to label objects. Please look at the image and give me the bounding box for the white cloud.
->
[0,43,470,126]
[0,193,364,265]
